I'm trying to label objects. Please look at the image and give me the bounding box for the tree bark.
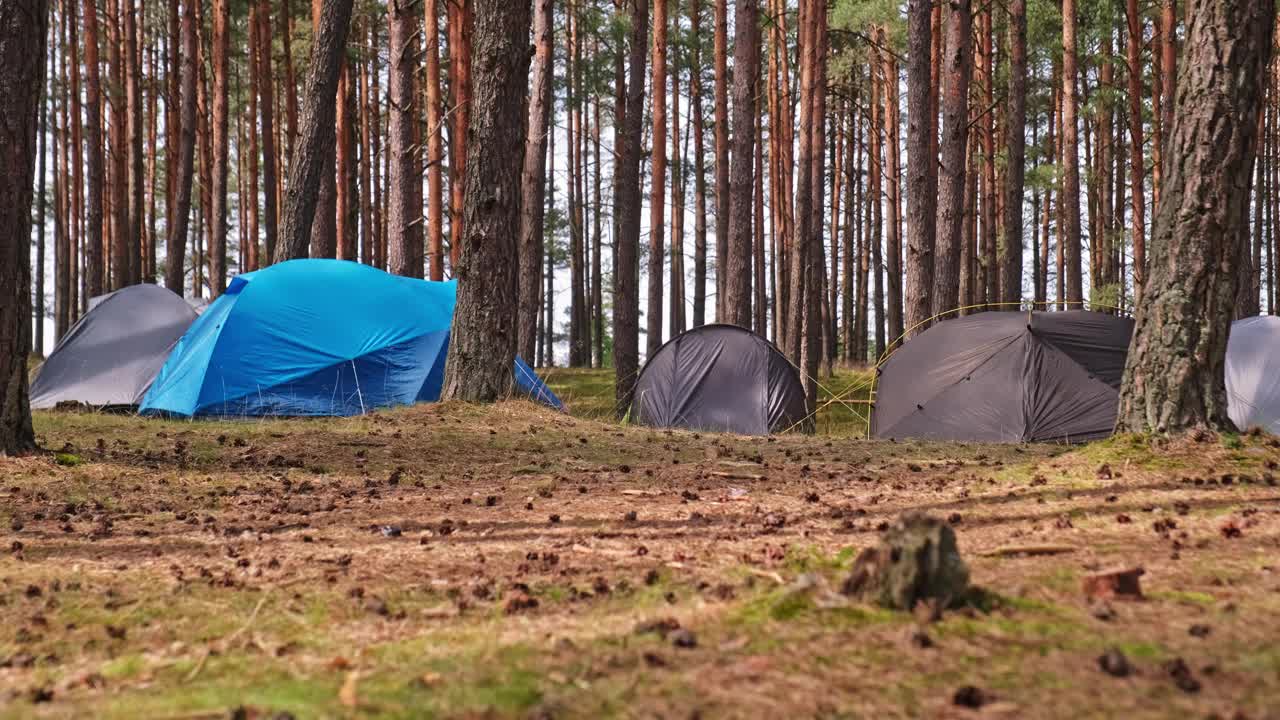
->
[614,0,648,412]
[933,0,971,318]
[647,0,667,353]
[0,0,47,454]
[1125,0,1148,301]
[425,0,444,278]
[274,0,355,263]
[440,0,532,401]
[724,0,758,328]
[1001,0,1026,304]
[166,0,197,292]
[308,0,338,259]
[386,0,420,276]
[712,0,728,321]
[256,0,278,264]
[206,0,229,293]
[904,0,935,336]
[1061,0,1083,306]
[82,0,103,298]
[518,0,553,362]
[447,0,472,271]
[124,0,142,284]
[691,0,707,327]
[881,40,903,340]
[1116,0,1274,433]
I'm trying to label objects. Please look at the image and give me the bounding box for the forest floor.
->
[2,370,1280,719]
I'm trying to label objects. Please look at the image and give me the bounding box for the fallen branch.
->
[977,544,1078,558]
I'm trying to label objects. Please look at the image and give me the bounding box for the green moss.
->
[54,452,83,466]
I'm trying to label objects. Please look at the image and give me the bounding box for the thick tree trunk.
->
[518,0,553,362]
[0,0,47,454]
[308,0,338,259]
[1001,0,1026,304]
[274,0,354,263]
[904,0,935,336]
[165,0,197,292]
[441,0,532,401]
[1061,0,1083,305]
[1116,0,1274,433]
[933,0,971,318]
[614,0,648,412]
[712,0,728,321]
[386,0,420,277]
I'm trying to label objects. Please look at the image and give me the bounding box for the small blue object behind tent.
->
[140,259,562,417]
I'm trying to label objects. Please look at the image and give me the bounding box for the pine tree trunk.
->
[647,0,667,354]
[0,0,47,454]
[1001,0,1026,304]
[1117,0,1274,433]
[282,0,298,165]
[712,0,728,322]
[870,65,885,358]
[1125,0,1148,300]
[386,0,420,276]
[124,0,142,284]
[979,5,996,307]
[1061,0,1083,305]
[274,0,354,263]
[518,0,553,362]
[307,0,338,259]
[614,0,648,412]
[691,0,707,327]
[904,0,935,336]
[82,0,104,298]
[440,0,532,401]
[447,0,472,271]
[256,0,278,264]
[881,39,903,340]
[1160,0,1178,150]
[933,0,971,318]
[724,0,758,328]
[165,0,197,292]
[670,30,687,338]
[425,0,444,278]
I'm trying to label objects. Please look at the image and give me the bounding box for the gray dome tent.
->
[631,324,809,435]
[1227,316,1280,433]
[871,311,1133,443]
[31,284,199,410]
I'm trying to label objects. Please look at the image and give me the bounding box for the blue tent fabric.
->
[140,259,562,416]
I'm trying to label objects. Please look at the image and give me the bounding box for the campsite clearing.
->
[2,382,1280,718]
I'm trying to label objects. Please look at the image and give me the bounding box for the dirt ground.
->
[2,395,1280,719]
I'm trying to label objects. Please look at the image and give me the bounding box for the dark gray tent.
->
[871,311,1133,443]
[1226,316,1280,433]
[31,284,199,409]
[631,324,809,435]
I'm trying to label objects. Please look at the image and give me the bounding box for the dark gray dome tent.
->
[871,311,1133,443]
[1226,316,1280,434]
[31,284,199,410]
[630,324,809,435]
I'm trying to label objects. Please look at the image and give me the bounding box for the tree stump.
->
[842,512,970,610]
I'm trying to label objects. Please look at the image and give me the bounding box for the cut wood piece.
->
[978,544,1077,558]
[1081,566,1145,600]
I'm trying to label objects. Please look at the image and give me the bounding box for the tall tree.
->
[440,0,532,400]
[933,0,972,317]
[614,0,648,412]
[1001,0,1027,303]
[691,0,708,326]
[386,0,420,277]
[256,0,279,263]
[518,0,554,362]
[166,0,197,292]
[274,0,355,262]
[308,0,339,258]
[1116,0,1274,433]
[0,0,47,454]
[81,0,103,298]
[712,0,728,320]
[648,0,668,355]
[1061,0,1083,305]
[124,0,142,284]
[1125,0,1147,300]
[425,0,444,278]
[724,0,759,327]
[208,0,229,294]
[904,0,935,335]
[447,0,473,270]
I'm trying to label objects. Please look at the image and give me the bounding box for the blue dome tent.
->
[140,259,562,417]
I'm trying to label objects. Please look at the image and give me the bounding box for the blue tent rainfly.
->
[139,259,562,417]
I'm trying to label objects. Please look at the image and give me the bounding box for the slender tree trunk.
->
[165,0,197,292]
[307,0,338,259]
[206,0,229,293]
[1125,0,1148,301]
[614,0,648,412]
[1117,0,1274,432]
[253,0,278,263]
[724,0,758,328]
[447,0,473,271]
[691,0,708,327]
[81,0,104,298]
[933,0,971,317]
[646,0,667,353]
[1160,0,1178,152]
[124,0,142,284]
[0,0,47,454]
[592,96,604,365]
[518,0,553,361]
[282,0,298,165]
[979,5,996,307]
[274,0,355,262]
[1001,0,1026,303]
[904,0,935,335]
[881,37,903,340]
[424,0,444,277]
[386,0,420,276]
[713,0,728,321]
[1061,0,1083,305]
